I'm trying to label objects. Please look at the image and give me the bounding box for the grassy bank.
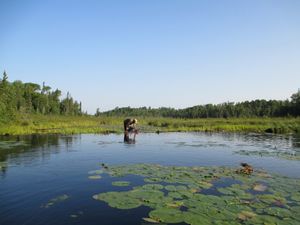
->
[0,114,300,135]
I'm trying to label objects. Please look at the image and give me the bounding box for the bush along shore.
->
[0,115,300,136]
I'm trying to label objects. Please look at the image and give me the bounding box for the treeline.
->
[99,91,300,118]
[0,71,83,123]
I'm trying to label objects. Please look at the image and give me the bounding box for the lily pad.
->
[142,217,160,223]
[138,184,164,190]
[91,163,300,224]
[149,208,184,223]
[238,210,256,221]
[112,181,130,186]
[253,183,267,192]
[88,175,101,179]
[291,193,300,202]
[183,211,211,225]
[93,192,141,209]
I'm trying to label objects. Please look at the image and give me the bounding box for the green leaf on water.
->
[91,163,300,224]
[137,184,164,190]
[238,210,256,221]
[144,177,163,183]
[246,214,282,224]
[253,183,267,192]
[259,207,292,218]
[165,185,177,192]
[88,175,101,179]
[183,211,211,225]
[112,181,130,186]
[149,208,184,224]
[142,217,160,223]
[93,191,141,209]
[291,193,300,202]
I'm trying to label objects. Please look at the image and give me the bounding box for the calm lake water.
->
[1,132,300,225]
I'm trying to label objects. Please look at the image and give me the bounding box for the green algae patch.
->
[42,194,70,208]
[92,164,300,224]
[112,181,131,186]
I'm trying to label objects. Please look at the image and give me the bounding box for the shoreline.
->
[0,115,299,136]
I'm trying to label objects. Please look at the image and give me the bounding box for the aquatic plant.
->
[112,181,131,186]
[88,175,102,179]
[92,164,300,224]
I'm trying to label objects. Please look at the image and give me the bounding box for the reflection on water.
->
[0,132,300,225]
[0,135,81,176]
[0,132,299,176]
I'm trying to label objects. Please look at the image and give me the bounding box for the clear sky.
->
[1,0,300,113]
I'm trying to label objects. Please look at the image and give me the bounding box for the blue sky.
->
[1,0,300,113]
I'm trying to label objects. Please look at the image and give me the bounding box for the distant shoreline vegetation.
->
[98,92,300,119]
[0,71,84,124]
[0,71,300,135]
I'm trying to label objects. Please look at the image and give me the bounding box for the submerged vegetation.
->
[92,163,300,224]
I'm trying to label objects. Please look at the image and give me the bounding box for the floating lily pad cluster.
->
[93,164,300,224]
[234,149,300,161]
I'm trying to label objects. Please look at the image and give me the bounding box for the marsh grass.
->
[0,114,299,135]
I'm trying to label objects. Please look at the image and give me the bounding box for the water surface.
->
[1,132,300,225]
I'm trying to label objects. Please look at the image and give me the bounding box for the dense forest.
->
[1,71,299,124]
[0,71,82,123]
[99,91,300,118]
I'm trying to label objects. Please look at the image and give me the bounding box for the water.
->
[0,132,300,225]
